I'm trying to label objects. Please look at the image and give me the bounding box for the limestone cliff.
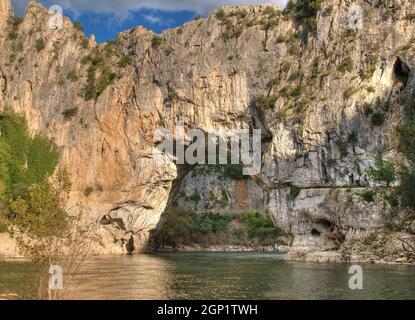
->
[0,0,415,262]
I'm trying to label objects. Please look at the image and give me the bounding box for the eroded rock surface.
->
[1,0,415,261]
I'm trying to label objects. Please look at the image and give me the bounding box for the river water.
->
[1,253,414,300]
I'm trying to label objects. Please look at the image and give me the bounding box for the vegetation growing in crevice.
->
[6,16,23,41]
[62,107,78,121]
[254,95,278,110]
[35,38,45,52]
[337,57,354,73]
[289,186,301,200]
[81,49,118,101]
[367,158,396,186]
[151,35,163,49]
[284,0,323,32]
[73,21,84,32]
[215,6,281,41]
[361,190,376,203]
[397,95,415,214]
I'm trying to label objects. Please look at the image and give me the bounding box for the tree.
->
[9,183,95,299]
[399,169,415,213]
[398,113,415,214]
[0,112,94,299]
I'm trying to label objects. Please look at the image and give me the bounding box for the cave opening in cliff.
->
[394,57,410,86]
[311,229,321,236]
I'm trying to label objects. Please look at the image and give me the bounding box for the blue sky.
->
[12,0,287,43]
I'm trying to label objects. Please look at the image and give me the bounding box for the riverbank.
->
[150,244,291,253]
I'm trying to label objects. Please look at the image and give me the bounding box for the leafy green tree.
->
[10,183,68,244]
[0,113,58,198]
[0,140,11,192]
[0,113,93,299]
[399,168,415,213]
[396,98,415,214]
[241,211,282,239]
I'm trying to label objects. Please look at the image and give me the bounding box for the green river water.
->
[1,253,414,300]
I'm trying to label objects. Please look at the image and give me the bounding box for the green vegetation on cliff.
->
[285,0,323,31]
[0,112,59,201]
[0,112,92,298]
[153,208,283,249]
[398,98,415,214]
[0,112,62,234]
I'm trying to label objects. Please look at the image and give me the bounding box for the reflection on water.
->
[1,253,415,300]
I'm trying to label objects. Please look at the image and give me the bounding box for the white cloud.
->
[142,14,163,24]
[13,0,288,18]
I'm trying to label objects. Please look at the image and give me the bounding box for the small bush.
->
[62,107,78,121]
[215,9,227,21]
[223,164,246,180]
[361,191,376,203]
[364,232,378,245]
[96,68,117,96]
[66,70,79,82]
[371,112,385,126]
[221,24,244,41]
[336,140,348,158]
[151,36,163,49]
[118,55,132,67]
[363,103,374,116]
[290,85,304,97]
[367,158,396,186]
[79,37,89,49]
[73,22,84,32]
[399,168,415,211]
[290,186,301,200]
[164,46,175,56]
[337,58,354,73]
[82,62,117,101]
[189,192,201,203]
[0,222,8,233]
[348,131,358,144]
[284,0,323,31]
[8,16,23,28]
[219,193,229,207]
[35,38,46,52]
[241,211,282,239]
[254,95,278,110]
[167,90,179,102]
[7,31,18,40]
[267,77,281,88]
[398,121,415,164]
[406,13,415,21]
[83,186,94,197]
[344,86,359,98]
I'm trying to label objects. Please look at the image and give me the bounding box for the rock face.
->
[0,233,21,259]
[175,167,265,215]
[0,0,13,36]
[1,0,415,261]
